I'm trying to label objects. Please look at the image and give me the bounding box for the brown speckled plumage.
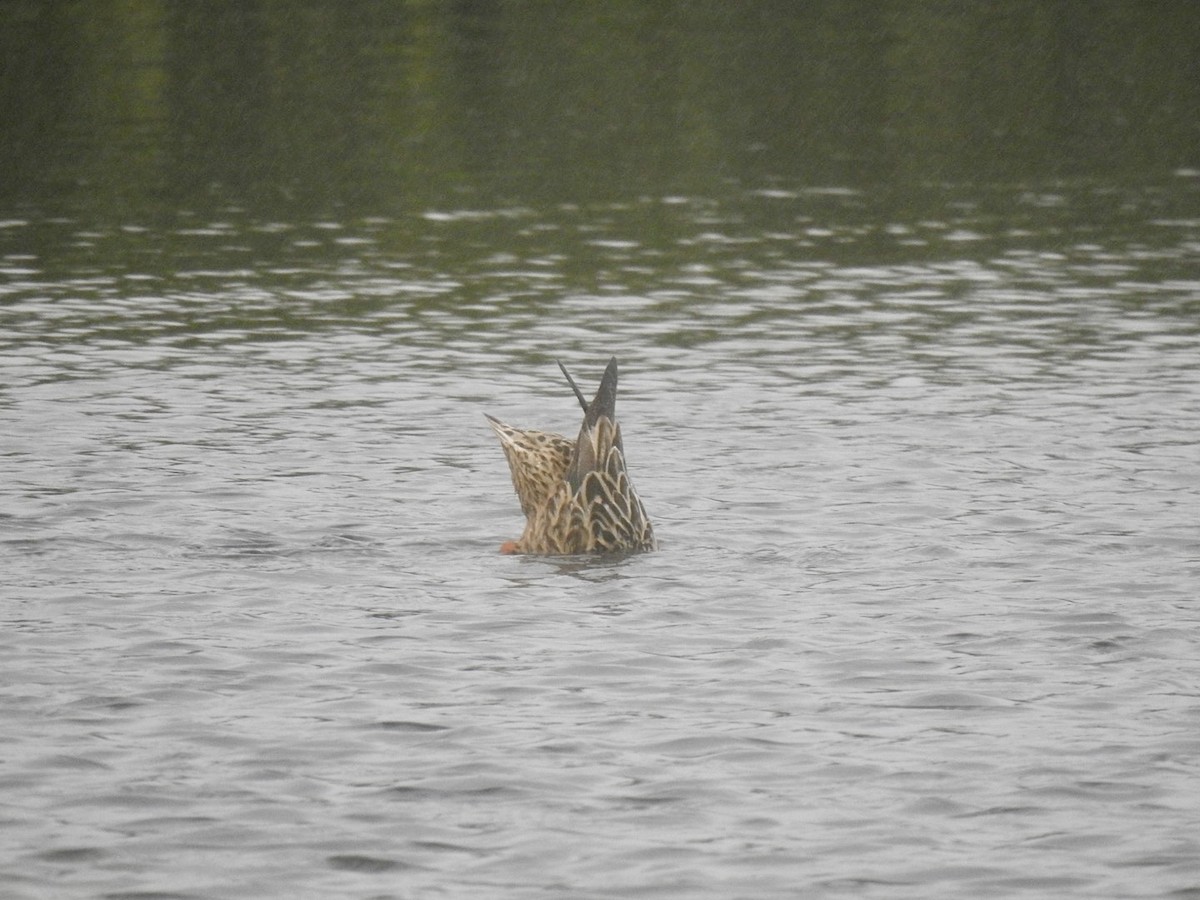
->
[486,357,656,555]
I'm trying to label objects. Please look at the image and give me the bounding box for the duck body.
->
[486,357,656,555]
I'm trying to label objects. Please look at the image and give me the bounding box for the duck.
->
[486,357,656,555]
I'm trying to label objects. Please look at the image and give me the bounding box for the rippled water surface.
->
[3,183,1200,898]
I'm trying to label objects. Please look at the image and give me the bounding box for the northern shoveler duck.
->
[486,357,656,555]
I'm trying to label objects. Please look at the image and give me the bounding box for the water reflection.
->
[5,182,1197,380]
[3,2,1199,214]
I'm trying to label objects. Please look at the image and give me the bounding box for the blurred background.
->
[3,0,1198,216]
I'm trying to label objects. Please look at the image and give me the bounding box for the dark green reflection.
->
[1,1,1198,216]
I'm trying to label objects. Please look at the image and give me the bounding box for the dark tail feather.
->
[557,360,589,413]
[583,357,618,429]
[566,357,621,494]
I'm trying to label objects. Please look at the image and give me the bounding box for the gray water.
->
[3,183,1199,898]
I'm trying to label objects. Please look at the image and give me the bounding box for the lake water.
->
[3,3,1200,898]
[4,182,1199,899]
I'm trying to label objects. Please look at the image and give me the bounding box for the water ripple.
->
[2,185,1199,898]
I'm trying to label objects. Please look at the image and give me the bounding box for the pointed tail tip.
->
[558,359,590,412]
[602,357,619,389]
[585,357,619,427]
[484,413,511,438]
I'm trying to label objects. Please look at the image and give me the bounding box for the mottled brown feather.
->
[486,358,656,555]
